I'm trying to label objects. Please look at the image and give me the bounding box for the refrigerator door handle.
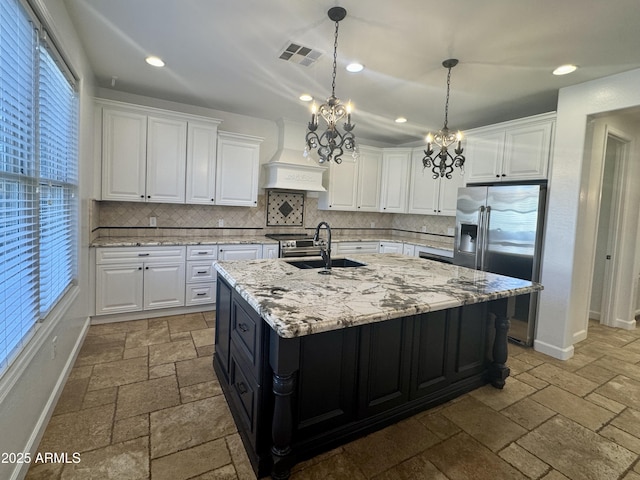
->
[480,205,491,270]
[475,206,485,270]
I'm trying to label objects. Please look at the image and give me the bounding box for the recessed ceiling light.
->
[553,64,577,75]
[299,94,313,102]
[346,62,364,73]
[395,117,407,123]
[145,56,165,67]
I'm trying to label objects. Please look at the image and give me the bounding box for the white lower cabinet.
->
[96,246,186,315]
[402,243,416,256]
[379,241,403,254]
[217,244,263,260]
[262,244,279,259]
[185,245,217,306]
[334,241,379,255]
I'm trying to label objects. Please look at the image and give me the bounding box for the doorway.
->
[589,134,627,325]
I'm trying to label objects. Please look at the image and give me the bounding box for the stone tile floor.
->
[26,315,640,480]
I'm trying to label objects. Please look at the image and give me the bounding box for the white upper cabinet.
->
[186,120,219,204]
[215,132,263,207]
[380,148,411,213]
[101,107,147,201]
[356,146,383,211]
[146,115,187,203]
[408,147,463,216]
[318,154,358,210]
[407,147,438,214]
[464,112,555,184]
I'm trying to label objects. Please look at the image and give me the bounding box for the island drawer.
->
[230,297,263,379]
[228,351,260,448]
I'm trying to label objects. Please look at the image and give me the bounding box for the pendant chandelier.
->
[304,6,356,165]
[423,59,465,179]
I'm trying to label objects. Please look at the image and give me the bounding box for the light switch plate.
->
[149,216,157,227]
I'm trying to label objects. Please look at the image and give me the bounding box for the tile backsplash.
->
[94,193,455,238]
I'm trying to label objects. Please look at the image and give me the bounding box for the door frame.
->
[586,122,633,329]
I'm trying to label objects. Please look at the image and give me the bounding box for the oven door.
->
[281,247,323,258]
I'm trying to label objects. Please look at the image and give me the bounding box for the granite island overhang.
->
[212,253,543,479]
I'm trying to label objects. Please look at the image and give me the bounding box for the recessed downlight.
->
[553,64,577,75]
[395,117,407,124]
[145,56,165,67]
[346,62,364,73]
[299,94,313,102]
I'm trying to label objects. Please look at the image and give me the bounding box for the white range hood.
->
[262,118,326,192]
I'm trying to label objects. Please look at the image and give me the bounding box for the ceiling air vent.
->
[278,42,322,67]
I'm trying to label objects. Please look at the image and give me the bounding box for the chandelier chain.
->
[331,19,339,97]
[443,66,452,130]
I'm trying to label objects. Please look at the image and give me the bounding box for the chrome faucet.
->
[314,221,332,274]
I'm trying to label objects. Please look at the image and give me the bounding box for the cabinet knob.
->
[495,175,500,178]
[140,195,144,198]
[211,198,214,202]
[237,382,248,394]
[138,267,142,270]
[238,322,249,332]
[145,266,149,270]
[147,195,151,198]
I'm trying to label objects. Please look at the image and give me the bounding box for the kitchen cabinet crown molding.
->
[95,97,223,125]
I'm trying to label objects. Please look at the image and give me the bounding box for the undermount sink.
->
[285,258,366,269]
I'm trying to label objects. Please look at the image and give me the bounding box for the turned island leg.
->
[269,331,300,480]
[488,297,515,389]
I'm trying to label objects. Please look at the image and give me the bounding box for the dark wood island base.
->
[214,275,516,479]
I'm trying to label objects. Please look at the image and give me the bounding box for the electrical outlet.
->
[421,225,427,233]
[447,227,455,236]
[149,216,157,227]
[370,221,376,228]
[51,336,57,360]
[218,218,224,227]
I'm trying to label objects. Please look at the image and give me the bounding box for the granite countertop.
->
[214,253,542,339]
[91,235,278,247]
[90,233,453,250]
[332,234,453,251]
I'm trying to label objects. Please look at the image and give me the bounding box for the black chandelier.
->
[423,59,465,179]
[304,6,356,164]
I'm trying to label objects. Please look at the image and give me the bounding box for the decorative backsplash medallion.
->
[267,190,304,226]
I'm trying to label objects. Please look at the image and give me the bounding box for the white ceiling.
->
[63,0,640,145]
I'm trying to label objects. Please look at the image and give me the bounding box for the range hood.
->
[262,118,326,191]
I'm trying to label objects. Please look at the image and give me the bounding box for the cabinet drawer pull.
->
[238,323,249,332]
[197,270,208,274]
[356,246,362,249]
[237,382,248,394]
[197,251,208,255]
[138,253,150,256]
[196,292,207,296]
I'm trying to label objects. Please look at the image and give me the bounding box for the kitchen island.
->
[213,254,542,479]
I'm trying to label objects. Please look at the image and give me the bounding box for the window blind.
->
[0,0,78,372]
[0,0,39,371]
[38,44,78,316]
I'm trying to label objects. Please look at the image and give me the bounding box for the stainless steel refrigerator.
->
[454,184,546,346]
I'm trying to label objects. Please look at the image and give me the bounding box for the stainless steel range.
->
[265,233,324,258]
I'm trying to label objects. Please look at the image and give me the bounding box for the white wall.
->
[536,68,640,359]
[0,1,95,479]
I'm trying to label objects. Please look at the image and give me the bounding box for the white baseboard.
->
[533,339,575,360]
[13,316,90,480]
[589,310,601,321]
[611,317,637,330]
[91,303,214,324]
[573,329,588,343]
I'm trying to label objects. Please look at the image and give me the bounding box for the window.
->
[0,0,78,373]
